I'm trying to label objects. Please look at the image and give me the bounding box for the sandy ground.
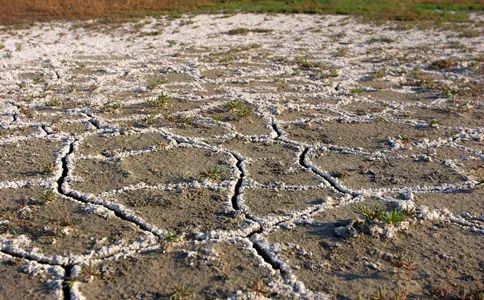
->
[0,13,483,299]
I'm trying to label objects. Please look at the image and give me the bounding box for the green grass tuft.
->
[353,202,385,221]
[147,76,167,90]
[165,232,178,244]
[202,165,225,181]
[41,189,57,203]
[384,210,406,225]
[103,101,121,113]
[351,87,363,95]
[224,100,251,119]
[148,92,171,109]
[170,284,194,300]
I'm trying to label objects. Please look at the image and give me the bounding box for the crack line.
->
[230,156,244,211]
[57,140,164,237]
[299,146,355,196]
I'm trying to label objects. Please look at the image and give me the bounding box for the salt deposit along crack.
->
[57,139,163,236]
[0,137,161,299]
[0,141,73,299]
[230,155,244,211]
[298,146,355,195]
[229,152,289,277]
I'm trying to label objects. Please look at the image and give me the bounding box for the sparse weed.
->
[164,232,178,244]
[365,285,411,300]
[212,114,223,124]
[248,279,270,297]
[295,56,319,70]
[227,27,249,35]
[143,30,161,36]
[147,77,167,90]
[79,263,100,282]
[46,97,61,107]
[351,87,363,95]
[459,29,480,38]
[19,106,33,118]
[132,22,144,32]
[0,222,19,235]
[330,170,349,178]
[63,277,76,289]
[412,69,458,98]
[103,101,121,113]
[202,165,225,181]
[398,135,412,145]
[144,115,158,126]
[331,32,346,40]
[328,67,339,77]
[390,256,416,272]
[400,206,416,218]
[468,60,480,72]
[41,189,57,203]
[218,53,234,65]
[429,58,457,70]
[368,36,394,44]
[84,83,98,92]
[170,284,194,300]
[384,210,406,225]
[32,73,44,84]
[335,47,349,57]
[369,68,386,80]
[148,92,171,109]
[179,19,194,26]
[449,41,467,50]
[354,202,407,225]
[369,286,387,300]
[57,214,72,227]
[177,116,192,128]
[224,101,251,119]
[226,28,272,35]
[276,80,289,91]
[41,163,55,175]
[430,284,484,299]
[166,12,182,20]
[440,85,459,99]
[353,202,385,221]
[429,119,440,128]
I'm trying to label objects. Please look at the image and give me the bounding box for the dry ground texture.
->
[0,9,483,300]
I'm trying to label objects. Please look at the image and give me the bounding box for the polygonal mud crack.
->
[0,139,63,182]
[263,206,483,299]
[71,146,234,194]
[312,150,468,191]
[283,119,454,152]
[0,186,150,259]
[0,253,64,300]
[1,11,482,300]
[242,187,343,221]
[106,187,247,236]
[77,131,170,157]
[77,239,288,299]
[413,189,483,216]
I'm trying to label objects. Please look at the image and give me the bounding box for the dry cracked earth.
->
[0,13,483,300]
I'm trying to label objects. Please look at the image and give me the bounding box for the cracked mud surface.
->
[0,13,483,299]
